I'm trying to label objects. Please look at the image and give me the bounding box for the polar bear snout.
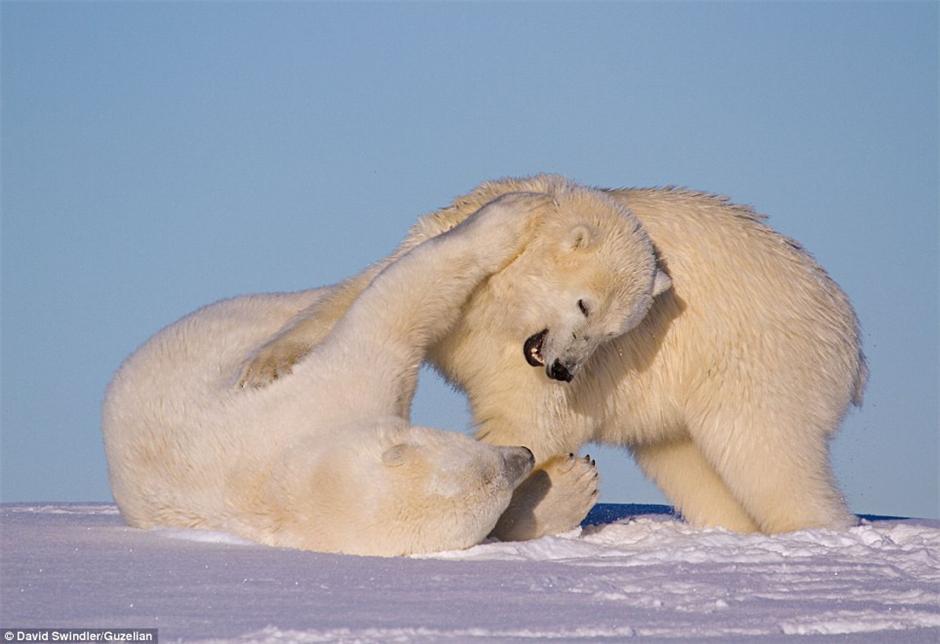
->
[524,329,579,382]
[500,445,535,487]
[548,359,574,382]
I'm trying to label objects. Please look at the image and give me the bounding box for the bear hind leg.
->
[690,414,855,533]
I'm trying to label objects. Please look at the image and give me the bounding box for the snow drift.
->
[1,503,938,641]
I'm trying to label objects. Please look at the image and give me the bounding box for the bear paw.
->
[236,340,310,389]
[464,192,550,272]
[489,453,598,542]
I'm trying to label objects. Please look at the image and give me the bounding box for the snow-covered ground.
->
[2,503,938,642]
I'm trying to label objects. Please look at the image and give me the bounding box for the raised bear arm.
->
[236,195,489,389]
[237,267,386,388]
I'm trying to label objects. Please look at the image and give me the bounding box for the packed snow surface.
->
[2,503,938,642]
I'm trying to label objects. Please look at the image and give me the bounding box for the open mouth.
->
[523,329,548,367]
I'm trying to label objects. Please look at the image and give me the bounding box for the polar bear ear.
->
[382,444,418,468]
[565,224,595,251]
[652,269,672,297]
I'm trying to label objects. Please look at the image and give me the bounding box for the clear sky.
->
[2,2,937,519]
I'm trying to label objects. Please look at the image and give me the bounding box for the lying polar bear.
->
[101,193,553,556]
[240,175,867,538]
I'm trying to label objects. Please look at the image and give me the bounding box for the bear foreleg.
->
[317,192,548,416]
[489,454,598,541]
[631,437,760,532]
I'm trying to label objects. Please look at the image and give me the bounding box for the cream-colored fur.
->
[101,193,564,556]
[239,175,867,536]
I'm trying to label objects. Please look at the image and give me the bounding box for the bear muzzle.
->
[524,330,578,382]
[547,359,575,382]
[500,446,535,487]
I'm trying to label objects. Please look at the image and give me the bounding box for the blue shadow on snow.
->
[581,503,907,528]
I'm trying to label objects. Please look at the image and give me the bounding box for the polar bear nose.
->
[501,446,535,486]
[548,359,574,382]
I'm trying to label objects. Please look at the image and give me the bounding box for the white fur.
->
[240,175,867,537]
[101,193,554,556]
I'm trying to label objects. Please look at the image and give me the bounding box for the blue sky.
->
[2,2,937,519]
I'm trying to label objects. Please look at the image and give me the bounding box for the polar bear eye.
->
[577,299,591,318]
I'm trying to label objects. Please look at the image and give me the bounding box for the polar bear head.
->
[434,176,670,384]
[274,420,534,556]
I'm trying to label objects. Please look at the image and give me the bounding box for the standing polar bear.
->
[101,193,566,556]
[240,175,867,538]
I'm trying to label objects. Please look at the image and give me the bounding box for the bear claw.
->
[490,452,599,541]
